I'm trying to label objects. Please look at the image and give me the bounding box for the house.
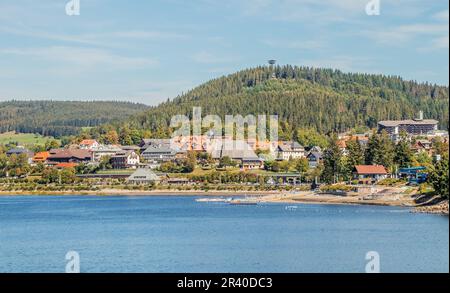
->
[6,148,34,164]
[307,151,323,168]
[90,145,123,162]
[337,139,348,156]
[242,158,264,170]
[32,151,50,164]
[141,144,178,163]
[411,139,433,155]
[127,168,161,185]
[47,149,92,164]
[79,139,100,150]
[354,165,388,182]
[309,146,322,153]
[276,141,305,161]
[350,135,369,147]
[6,148,28,156]
[111,151,140,169]
[211,140,263,169]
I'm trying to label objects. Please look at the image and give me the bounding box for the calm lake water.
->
[0,195,448,273]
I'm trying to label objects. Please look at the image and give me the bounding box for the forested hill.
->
[0,100,149,137]
[129,65,449,137]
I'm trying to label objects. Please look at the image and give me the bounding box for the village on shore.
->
[0,111,448,213]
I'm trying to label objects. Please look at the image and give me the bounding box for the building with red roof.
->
[354,165,389,183]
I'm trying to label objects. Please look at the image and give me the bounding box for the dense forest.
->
[124,65,449,138]
[0,101,149,137]
[2,66,448,141]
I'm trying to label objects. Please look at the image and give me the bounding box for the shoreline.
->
[0,189,278,197]
[1,189,448,214]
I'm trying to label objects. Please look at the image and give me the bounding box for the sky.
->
[0,0,448,105]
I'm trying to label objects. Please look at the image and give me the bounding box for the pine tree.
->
[322,134,343,184]
[394,131,413,168]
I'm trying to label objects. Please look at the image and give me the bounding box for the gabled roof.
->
[278,141,304,152]
[210,140,259,160]
[355,165,388,175]
[127,168,160,182]
[48,149,91,160]
[307,151,323,160]
[142,145,177,155]
[6,148,31,154]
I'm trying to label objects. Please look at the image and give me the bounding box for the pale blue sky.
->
[0,0,448,105]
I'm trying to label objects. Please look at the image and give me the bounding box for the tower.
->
[268,60,276,79]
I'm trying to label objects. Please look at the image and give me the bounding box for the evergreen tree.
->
[322,134,343,184]
[365,131,394,170]
[429,157,449,199]
[394,131,413,167]
[344,139,365,179]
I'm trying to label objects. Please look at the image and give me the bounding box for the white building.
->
[276,141,305,161]
[79,139,100,150]
[111,151,140,169]
[90,145,123,162]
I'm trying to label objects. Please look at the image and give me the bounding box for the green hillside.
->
[0,100,149,137]
[126,65,448,138]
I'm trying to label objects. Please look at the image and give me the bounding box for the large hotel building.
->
[378,111,439,137]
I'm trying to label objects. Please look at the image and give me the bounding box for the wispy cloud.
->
[0,46,158,70]
[0,26,190,48]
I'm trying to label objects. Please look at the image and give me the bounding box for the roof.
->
[127,168,160,182]
[278,141,305,152]
[210,140,259,160]
[91,145,122,152]
[55,162,78,168]
[140,139,171,147]
[307,151,323,160]
[142,145,177,155]
[79,139,98,146]
[6,148,31,155]
[48,149,91,160]
[355,165,388,175]
[378,119,439,127]
[33,151,50,161]
[337,140,347,149]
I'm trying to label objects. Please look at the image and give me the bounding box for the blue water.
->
[0,195,448,273]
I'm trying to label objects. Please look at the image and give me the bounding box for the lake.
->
[0,195,448,273]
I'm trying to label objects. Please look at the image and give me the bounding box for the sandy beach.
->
[231,191,417,207]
